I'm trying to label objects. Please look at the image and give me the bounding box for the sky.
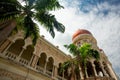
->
[39,0,120,76]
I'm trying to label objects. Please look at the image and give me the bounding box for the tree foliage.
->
[0,0,65,45]
[61,43,100,79]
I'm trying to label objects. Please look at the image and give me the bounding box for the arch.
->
[94,61,103,77]
[11,34,24,43]
[86,61,94,77]
[21,45,34,61]
[102,62,111,77]
[37,53,47,68]
[7,39,25,56]
[46,57,54,72]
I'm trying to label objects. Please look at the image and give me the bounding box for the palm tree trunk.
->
[70,63,76,80]
[0,20,16,42]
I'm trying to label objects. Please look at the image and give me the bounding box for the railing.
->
[3,51,29,66]
[2,51,114,80]
[86,76,114,80]
[19,58,29,65]
[57,75,63,80]
[57,75,67,80]
[36,65,44,73]
[5,51,17,60]
[46,70,52,77]
[1,51,68,80]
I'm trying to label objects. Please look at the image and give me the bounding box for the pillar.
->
[52,65,55,78]
[44,60,48,74]
[85,67,88,78]
[31,55,39,68]
[1,40,13,56]
[62,70,65,79]
[91,61,98,77]
[16,47,25,61]
[53,66,58,78]
[79,65,84,79]
[100,62,108,76]
[0,39,11,53]
[28,54,35,66]
[106,63,117,80]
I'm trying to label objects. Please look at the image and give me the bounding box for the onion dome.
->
[72,29,92,40]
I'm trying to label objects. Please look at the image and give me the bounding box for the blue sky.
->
[39,0,120,76]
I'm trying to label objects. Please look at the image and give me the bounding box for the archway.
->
[37,53,47,68]
[46,57,54,72]
[21,45,34,61]
[94,61,103,77]
[103,62,111,77]
[7,39,24,56]
[87,61,94,77]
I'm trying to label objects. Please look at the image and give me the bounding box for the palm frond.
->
[26,0,36,6]
[35,11,65,38]
[35,0,64,11]
[64,44,80,56]
[59,61,71,73]
[88,49,100,60]
[23,15,39,45]
[0,0,22,21]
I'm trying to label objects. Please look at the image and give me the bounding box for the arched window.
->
[94,61,103,77]
[87,61,94,77]
[103,62,111,77]
[8,39,24,56]
[46,57,54,72]
[37,53,47,68]
[21,45,34,61]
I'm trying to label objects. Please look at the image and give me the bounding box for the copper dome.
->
[72,29,92,40]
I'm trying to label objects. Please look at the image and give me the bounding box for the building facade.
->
[0,29,118,80]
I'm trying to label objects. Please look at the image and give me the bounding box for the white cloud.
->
[39,0,120,75]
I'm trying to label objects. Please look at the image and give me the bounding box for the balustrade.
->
[57,75,67,80]
[19,58,29,65]
[36,65,44,73]
[1,51,114,80]
[46,70,52,77]
[5,51,17,60]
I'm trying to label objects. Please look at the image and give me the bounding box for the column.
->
[28,54,35,66]
[79,65,84,79]
[0,39,10,53]
[106,63,117,80]
[44,60,48,74]
[53,66,58,78]
[52,65,55,78]
[3,40,13,56]
[62,70,65,79]
[16,47,25,61]
[85,67,88,78]
[32,55,39,68]
[91,61,98,77]
[100,62,108,76]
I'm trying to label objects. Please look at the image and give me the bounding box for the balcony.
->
[0,51,114,80]
[19,58,29,65]
[5,51,17,60]
[0,51,67,80]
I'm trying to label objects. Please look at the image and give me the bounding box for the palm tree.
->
[79,43,100,78]
[61,43,100,80]
[0,0,65,45]
[60,59,80,80]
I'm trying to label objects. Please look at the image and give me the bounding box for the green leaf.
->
[35,11,65,38]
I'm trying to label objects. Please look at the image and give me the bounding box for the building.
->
[0,29,118,80]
